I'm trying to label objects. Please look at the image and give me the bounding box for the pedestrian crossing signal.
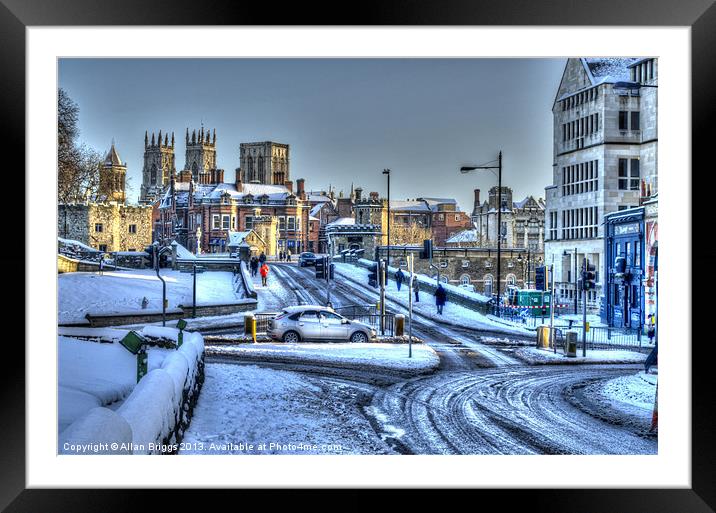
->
[315,257,326,279]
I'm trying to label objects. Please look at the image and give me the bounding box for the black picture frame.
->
[4,0,712,510]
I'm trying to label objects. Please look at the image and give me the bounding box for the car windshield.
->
[302,253,315,258]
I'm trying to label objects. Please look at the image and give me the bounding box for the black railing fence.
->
[550,325,652,351]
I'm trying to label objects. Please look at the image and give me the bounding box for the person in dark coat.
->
[435,283,447,315]
[259,252,267,265]
[250,256,259,277]
[413,277,420,302]
[395,268,405,291]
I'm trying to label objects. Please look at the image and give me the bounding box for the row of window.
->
[562,113,599,142]
[630,59,656,83]
[618,111,640,131]
[562,206,599,240]
[95,223,137,233]
[560,289,598,302]
[560,87,599,111]
[562,160,599,196]
[548,211,558,241]
[207,214,303,231]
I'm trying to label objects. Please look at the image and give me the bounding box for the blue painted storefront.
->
[602,207,645,329]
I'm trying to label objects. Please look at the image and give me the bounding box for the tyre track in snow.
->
[369,365,656,454]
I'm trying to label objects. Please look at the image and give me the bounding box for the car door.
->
[319,311,350,340]
[297,311,322,340]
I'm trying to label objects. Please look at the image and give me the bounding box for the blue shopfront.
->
[602,207,645,329]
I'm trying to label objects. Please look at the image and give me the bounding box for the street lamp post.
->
[382,169,391,269]
[461,151,503,307]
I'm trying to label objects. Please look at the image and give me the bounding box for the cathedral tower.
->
[185,127,217,181]
[140,130,176,204]
[239,142,289,185]
[99,142,127,203]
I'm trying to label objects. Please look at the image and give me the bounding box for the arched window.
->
[441,276,449,284]
[483,274,494,296]
[506,274,517,286]
[460,274,471,285]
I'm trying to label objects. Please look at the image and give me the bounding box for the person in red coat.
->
[260,262,270,286]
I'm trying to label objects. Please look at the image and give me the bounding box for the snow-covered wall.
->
[59,328,205,455]
[240,260,257,299]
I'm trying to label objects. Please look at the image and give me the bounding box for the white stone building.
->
[544,57,658,313]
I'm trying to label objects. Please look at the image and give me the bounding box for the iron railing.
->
[550,325,651,351]
[254,312,279,333]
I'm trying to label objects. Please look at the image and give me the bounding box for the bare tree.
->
[390,222,432,246]
[58,89,102,203]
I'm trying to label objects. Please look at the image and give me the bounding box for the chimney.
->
[355,187,363,201]
[296,178,305,200]
[235,168,243,192]
[285,180,293,193]
[217,169,224,183]
[369,191,379,201]
[473,189,481,215]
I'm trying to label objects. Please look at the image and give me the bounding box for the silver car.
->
[268,305,376,343]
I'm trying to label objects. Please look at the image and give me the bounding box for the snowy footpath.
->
[207,342,439,376]
[333,262,534,337]
[511,347,648,365]
[58,269,242,324]
[180,362,394,455]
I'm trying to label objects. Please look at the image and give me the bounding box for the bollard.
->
[536,326,551,349]
[244,313,257,343]
[564,331,578,357]
[395,314,405,337]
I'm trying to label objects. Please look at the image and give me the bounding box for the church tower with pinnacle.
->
[140,130,176,204]
[184,127,217,181]
[99,142,127,204]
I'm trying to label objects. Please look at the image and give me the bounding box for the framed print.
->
[5,0,715,510]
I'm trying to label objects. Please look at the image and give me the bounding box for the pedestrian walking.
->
[98,254,105,276]
[395,268,405,291]
[287,250,292,262]
[259,252,267,266]
[435,283,447,315]
[413,277,420,302]
[260,262,270,286]
[250,256,259,277]
[141,296,149,309]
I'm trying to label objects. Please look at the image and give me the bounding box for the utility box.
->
[395,314,405,337]
[517,290,551,317]
[564,331,578,357]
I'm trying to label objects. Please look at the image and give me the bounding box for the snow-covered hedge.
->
[59,328,205,455]
[59,407,133,454]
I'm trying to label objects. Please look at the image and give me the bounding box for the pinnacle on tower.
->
[165,133,169,146]
[192,130,196,144]
[212,128,216,145]
[145,130,148,148]
[171,132,175,147]
[151,132,156,146]
[158,130,163,147]
[185,128,189,144]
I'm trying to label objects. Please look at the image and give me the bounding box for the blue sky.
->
[59,58,566,210]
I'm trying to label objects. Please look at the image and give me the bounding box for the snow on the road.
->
[207,342,439,374]
[512,347,647,365]
[58,269,241,323]
[58,334,173,433]
[250,265,298,312]
[180,363,394,454]
[333,263,533,336]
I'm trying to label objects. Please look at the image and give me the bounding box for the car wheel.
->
[282,331,301,343]
[350,331,368,343]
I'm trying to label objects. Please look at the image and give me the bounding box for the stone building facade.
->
[98,144,127,204]
[140,131,176,204]
[239,142,289,185]
[58,202,153,253]
[185,127,217,181]
[471,186,545,251]
[544,57,658,313]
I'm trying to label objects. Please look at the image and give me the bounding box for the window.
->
[287,216,296,230]
[462,260,470,268]
[630,159,640,190]
[98,244,107,252]
[245,216,253,229]
[95,223,103,233]
[618,159,629,190]
[619,111,628,130]
[128,224,137,234]
[222,215,230,230]
[484,275,493,296]
[455,214,460,222]
[438,214,445,221]
[631,111,640,130]
[278,217,286,230]
[506,274,517,286]
[460,275,471,286]
[212,215,220,229]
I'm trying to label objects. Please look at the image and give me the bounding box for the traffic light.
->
[582,263,597,290]
[420,239,433,260]
[328,263,335,280]
[535,266,546,291]
[368,262,378,287]
[315,257,326,279]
